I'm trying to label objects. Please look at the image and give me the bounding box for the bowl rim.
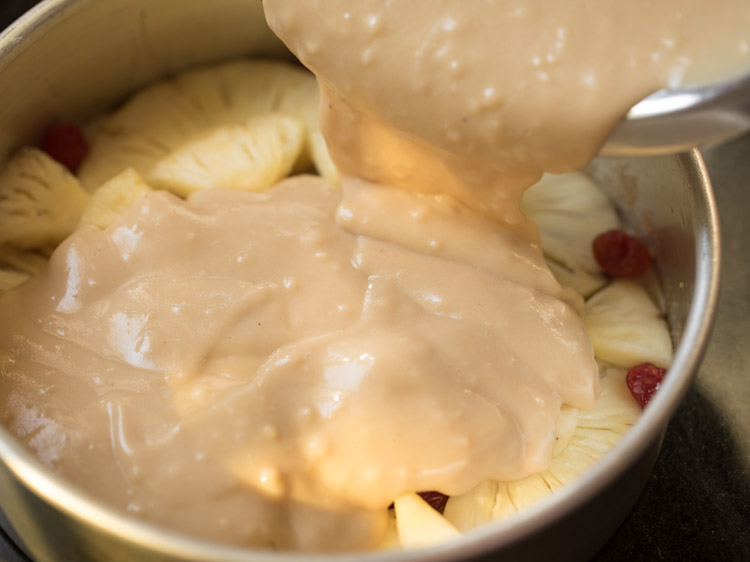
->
[0,1,722,561]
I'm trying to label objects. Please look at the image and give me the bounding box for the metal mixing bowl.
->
[0,1,721,561]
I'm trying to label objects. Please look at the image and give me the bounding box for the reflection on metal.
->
[603,75,750,155]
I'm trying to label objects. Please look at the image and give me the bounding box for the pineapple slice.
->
[78,59,337,193]
[0,244,48,275]
[79,168,154,229]
[443,480,498,532]
[0,147,89,249]
[553,405,579,457]
[507,472,554,511]
[577,366,641,434]
[443,365,641,531]
[377,510,401,550]
[0,268,30,293]
[444,426,628,527]
[492,483,517,520]
[393,492,460,549]
[542,428,624,488]
[584,279,673,368]
[77,81,210,191]
[545,257,609,299]
[0,244,48,294]
[523,172,620,296]
[148,115,305,196]
[443,406,579,530]
[440,485,506,529]
[308,130,339,184]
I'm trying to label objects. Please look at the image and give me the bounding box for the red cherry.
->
[592,229,651,278]
[417,491,449,514]
[39,123,89,173]
[626,362,667,408]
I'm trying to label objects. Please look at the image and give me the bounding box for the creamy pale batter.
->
[0,175,595,549]
[266,0,750,218]
[0,0,749,552]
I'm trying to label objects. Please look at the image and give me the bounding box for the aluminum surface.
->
[603,75,750,156]
[0,1,723,560]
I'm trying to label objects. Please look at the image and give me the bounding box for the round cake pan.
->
[0,1,721,561]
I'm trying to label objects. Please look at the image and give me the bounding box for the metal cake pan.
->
[0,1,721,560]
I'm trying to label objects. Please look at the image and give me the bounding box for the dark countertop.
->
[0,2,748,561]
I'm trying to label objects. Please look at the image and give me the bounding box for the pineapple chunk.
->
[0,147,89,249]
[523,172,621,276]
[79,168,154,229]
[393,492,460,549]
[585,279,673,368]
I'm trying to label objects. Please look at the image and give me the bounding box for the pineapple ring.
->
[78,59,338,194]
